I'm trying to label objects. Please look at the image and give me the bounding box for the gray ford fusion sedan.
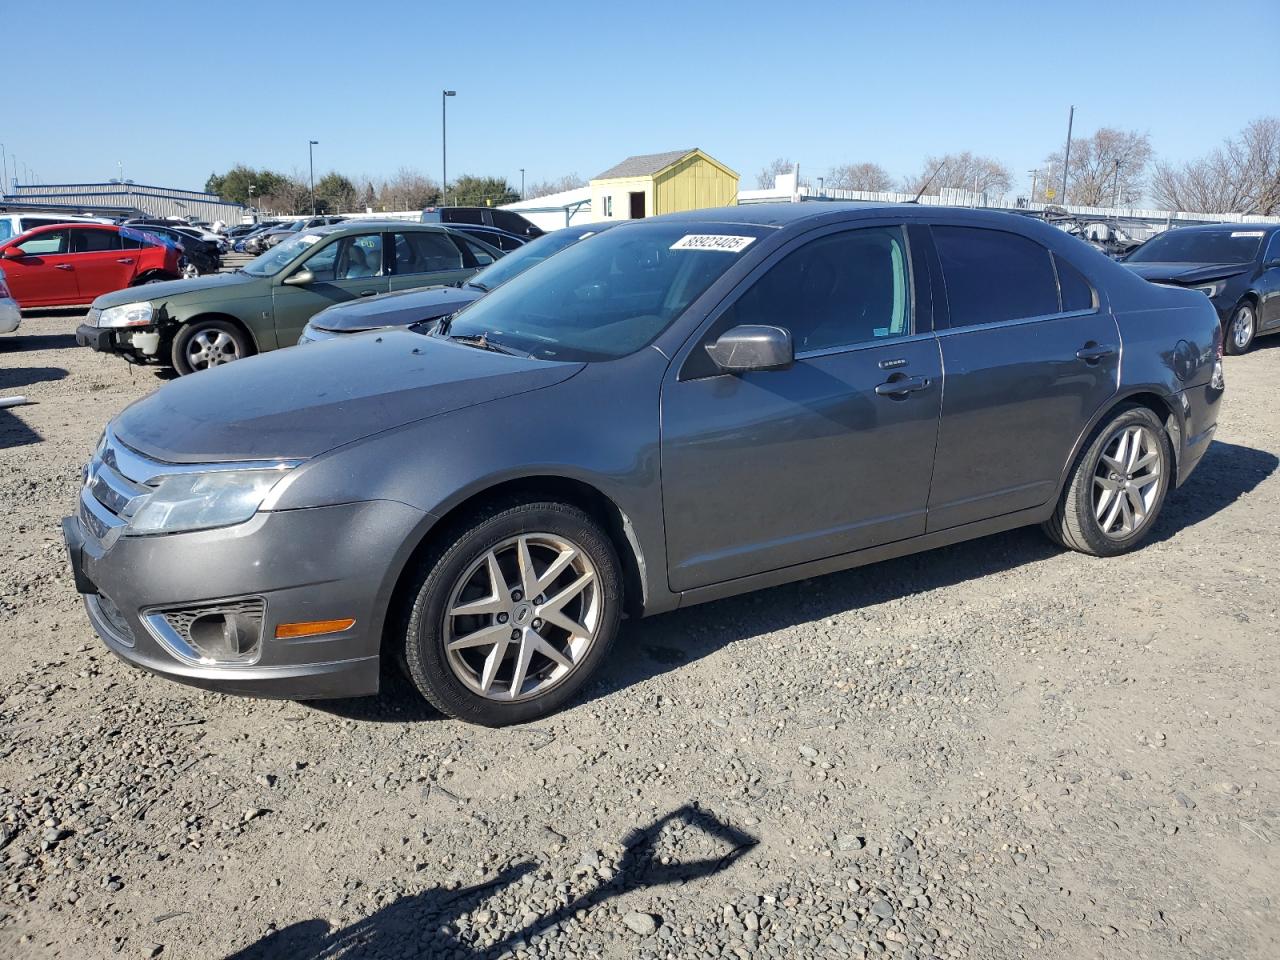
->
[63,204,1225,726]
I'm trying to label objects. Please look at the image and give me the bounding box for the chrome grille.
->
[79,432,151,546]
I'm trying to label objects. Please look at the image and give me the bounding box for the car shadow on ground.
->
[1,332,78,352]
[0,364,68,390]
[311,440,1275,724]
[223,803,757,960]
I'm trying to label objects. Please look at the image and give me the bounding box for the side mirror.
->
[282,268,314,286]
[2,247,25,259]
[705,324,793,373]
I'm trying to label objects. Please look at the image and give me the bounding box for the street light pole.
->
[520,167,525,199]
[1028,168,1038,204]
[308,140,319,215]
[0,144,7,197]
[1060,105,1075,205]
[442,90,456,205]
[1111,159,1123,209]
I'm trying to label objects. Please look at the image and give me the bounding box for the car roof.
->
[307,220,459,236]
[1152,222,1279,235]
[13,221,118,235]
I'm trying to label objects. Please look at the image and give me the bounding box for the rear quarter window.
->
[1055,255,1096,312]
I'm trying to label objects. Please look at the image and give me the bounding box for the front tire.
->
[172,319,251,375]
[1225,302,1256,355]
[1043,405,1171,557]
[401,501,622,726]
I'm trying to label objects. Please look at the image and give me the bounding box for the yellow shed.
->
[590,148,739,221]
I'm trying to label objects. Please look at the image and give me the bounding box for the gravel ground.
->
[2,311,1278,960]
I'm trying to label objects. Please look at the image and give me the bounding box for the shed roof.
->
[593,149,698,180]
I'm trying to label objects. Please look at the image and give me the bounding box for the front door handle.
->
[55,264,74,271]
[875,375,931,397]
[116,257,134,264]
[1076,342,1116,363]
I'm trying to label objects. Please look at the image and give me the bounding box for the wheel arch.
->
[380,474,650,659]
[169,311,261,354]
[1057,390,1182,501]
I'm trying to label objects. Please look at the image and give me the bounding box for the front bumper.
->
[297,323,342,345]
[0,298,20,335]
[76,323,114,352]
[62,498,428,699]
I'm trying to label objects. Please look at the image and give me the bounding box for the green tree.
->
[313,172,357,213]
[446,175,519,207]
[205,165,289,206]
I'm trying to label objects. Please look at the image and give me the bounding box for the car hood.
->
[111,330,584,463]
[310,285,483,333]
[92,271,259,308]
[1122,261,1251,285]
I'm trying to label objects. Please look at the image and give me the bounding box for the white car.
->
[0,267,20,335]
[0,213,112,245]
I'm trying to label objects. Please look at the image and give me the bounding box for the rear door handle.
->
[358,290,378,297]
[116,257,134,264]
[875,375,931,397]
[1076,343,1116,363]
[55,264,74,271]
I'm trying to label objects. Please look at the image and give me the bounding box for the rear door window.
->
[932,226,1059,327]
[454,235,497,267]
[72,228,123,253]
[392,231,465,275]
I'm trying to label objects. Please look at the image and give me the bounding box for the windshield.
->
[242,231,325,276]
[437,223,765,361]
[1128,229,1264,264]
[467,227,599,291]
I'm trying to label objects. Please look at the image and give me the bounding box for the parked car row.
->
[63,203,1226,727]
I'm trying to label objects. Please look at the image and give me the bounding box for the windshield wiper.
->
[445,333,533,359]
[466,279,490,293]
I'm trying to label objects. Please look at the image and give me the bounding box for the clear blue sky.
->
[3,0,1276,198]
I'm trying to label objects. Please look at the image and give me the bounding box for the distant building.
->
[590,149,738,221]
[2,181,246,224]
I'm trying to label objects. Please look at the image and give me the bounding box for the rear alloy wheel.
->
[401,502,621,726]
[172,319,251,375]
[1043,405,1171,556]
[1225,302,1256,355]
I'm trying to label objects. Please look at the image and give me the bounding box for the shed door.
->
[629,192,645,219]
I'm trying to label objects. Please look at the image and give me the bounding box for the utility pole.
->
[1029,169,1039,205]
[442,89,456,205]
[0,144,7,197]
[1111,159,1123,209]
[1060,105,1075,206]
[520,168,525,199]
[308,140,319,215]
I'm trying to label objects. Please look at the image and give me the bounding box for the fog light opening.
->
[188,612,260,662]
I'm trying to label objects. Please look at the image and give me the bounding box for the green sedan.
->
[76,220,501,375]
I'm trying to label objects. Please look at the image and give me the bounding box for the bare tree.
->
[1040,128,1152,206]
[1150,117,1280,215]
[375,167,442,211]
[901,152,1012,198]
[826,162,893,192]
[524,173,587,200]
[756,158,797,190]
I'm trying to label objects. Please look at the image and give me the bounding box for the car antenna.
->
[907,161,947,204]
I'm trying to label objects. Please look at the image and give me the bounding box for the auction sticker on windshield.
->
[1231,231,1264,238]
[299,234,322,246]
[670,235,756,253]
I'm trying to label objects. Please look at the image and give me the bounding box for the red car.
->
[0,223,182,308]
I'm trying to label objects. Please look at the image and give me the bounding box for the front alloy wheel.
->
[171,319,252,375]
[1226,303,1255,355]
[445,533,602,701]
[402,502,622,725]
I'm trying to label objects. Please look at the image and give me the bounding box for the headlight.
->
[127,469,289,535]
[1192,282,1224,299]
[97,302,154,328]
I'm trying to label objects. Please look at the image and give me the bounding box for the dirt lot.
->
[1,310,1278,960]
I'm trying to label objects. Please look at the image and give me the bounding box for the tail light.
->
[1211,324,1225,391]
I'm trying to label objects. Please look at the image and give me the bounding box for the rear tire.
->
[400,501,622,726]
[172,319,252,375]
[1225,302,1256,355]
[1042,405,1171,557]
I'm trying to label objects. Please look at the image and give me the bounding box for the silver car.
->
[63,204,1224,726]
